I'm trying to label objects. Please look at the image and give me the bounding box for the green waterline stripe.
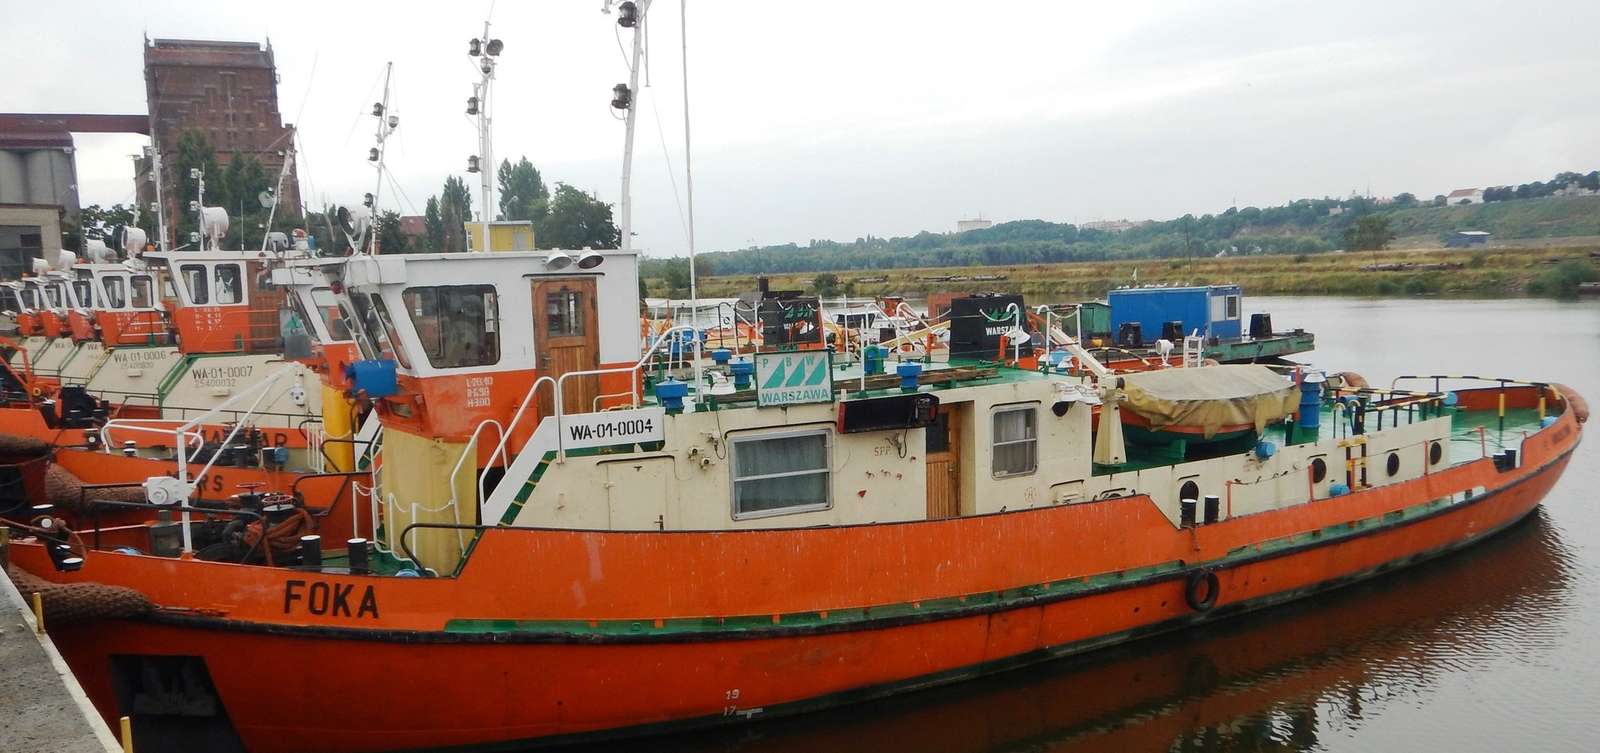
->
[445,488,1473,639]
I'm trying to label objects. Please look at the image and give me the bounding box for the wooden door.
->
[532,278,600,418]
[925,405,962,519]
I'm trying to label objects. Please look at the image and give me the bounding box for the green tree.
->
[219,153,273,248]
[539,183,620,249]
[1342,215,1395,251]
[423,196,445,252]
[440,176,473,253]
[172,130,221,244]
[72,204,140,254]
[661,258,691,291]
[812,272,841,296]
[375,210,410,254]
[497,157,548,223]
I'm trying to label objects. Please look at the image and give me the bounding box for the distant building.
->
[956,218,992,233]
[1082,219,1140,233]
[139,37,302,231]
[1326,206,1345,216]
[1445,188,1483,205]
[397,215,426,248]
[0,203,63,279]
[1446,230,1491,248]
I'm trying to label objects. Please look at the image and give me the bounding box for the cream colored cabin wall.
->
[948,380,1095,515]
[515,400,929,531]
[1081,415,1451,526]
[26,338,76,374]
[157,355,322,429]
[56,342,108,383]
[84,346,185,405]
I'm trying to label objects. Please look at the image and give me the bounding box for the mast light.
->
[611,83,632,110]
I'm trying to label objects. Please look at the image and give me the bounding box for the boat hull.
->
[23,417,1577,753]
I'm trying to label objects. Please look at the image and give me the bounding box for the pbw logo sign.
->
[755,352,833,407]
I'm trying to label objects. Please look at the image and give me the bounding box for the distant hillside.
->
[646,175,1600,279]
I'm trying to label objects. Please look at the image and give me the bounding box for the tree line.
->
[670,167,1600,278]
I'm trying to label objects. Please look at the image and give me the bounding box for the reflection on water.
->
[576,511,1574,753]
[585,297,1600,753]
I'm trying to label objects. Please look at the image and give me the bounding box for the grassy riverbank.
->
[679,244,1600,300]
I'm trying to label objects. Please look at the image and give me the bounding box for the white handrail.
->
[477,376,555,511]
[98,420,205,452]
[174,364,303,551]
[555,324,699,462]
[447,419,505,538]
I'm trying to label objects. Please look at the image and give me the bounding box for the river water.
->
[582,296,1600,753]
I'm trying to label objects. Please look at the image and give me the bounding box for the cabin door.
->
[532,278,600,418]
[925,405,962,519]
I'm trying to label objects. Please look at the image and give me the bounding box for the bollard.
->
[1203,495,1221,524]
[120,716,134,753]
[1180,498,1197,528]
[347,538,370,574]
[300,535,322,569]
[32,591,44,634]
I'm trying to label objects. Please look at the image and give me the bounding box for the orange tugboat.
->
[5,240,1586,753]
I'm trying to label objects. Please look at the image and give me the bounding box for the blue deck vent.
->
[896,362,923,392]
[346,359,398,398]
[864,345,888,376]
[1298,373,1324,429]
[729,360,754,390]
[711,348,732,365]
[656,379,689,413]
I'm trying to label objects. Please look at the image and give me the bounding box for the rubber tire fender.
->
[1184,569,1221,612]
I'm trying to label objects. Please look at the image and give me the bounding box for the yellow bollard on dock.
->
[120,716,134,753]
[31,591,44,634]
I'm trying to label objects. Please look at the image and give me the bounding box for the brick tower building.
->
[139,37,302,237]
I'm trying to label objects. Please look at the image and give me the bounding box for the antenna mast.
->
[467,23,503,253]
[610,0,651,253]
[367,62,398,254]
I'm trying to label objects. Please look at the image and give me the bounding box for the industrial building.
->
[138,37,302,228]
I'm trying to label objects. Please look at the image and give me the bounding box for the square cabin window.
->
[214,264,243,304]
[731,430,832,519]
[402,285,500,369]
[992,405,1038,478]
[180,265,209,305]
[103,277,127,309]
[130,276,154,309]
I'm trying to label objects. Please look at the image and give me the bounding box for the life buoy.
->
[1184,569,1220,612]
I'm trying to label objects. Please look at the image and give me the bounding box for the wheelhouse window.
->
[214,264,243,304]
[104,277,127,309]
[43,283,63,308]
[992,405,1038,478]
[404,285,500,368]
[309,288,350,341]
[72,273,93,308]
[0,288,21,312]
[544,290,585,338]
[731,430,832,519]
[180,264,209,304]
[351,292,411,369]
[130,276,154,309]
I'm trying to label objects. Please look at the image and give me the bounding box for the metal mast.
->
[612,0,652,253]
[367,62,398,254]
[467,24,503,253]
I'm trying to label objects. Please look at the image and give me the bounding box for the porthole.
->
[1179,480,1200,502]
[1311,458,1328,484]
[1386,452,1401,477]
[1429,441,1443,465]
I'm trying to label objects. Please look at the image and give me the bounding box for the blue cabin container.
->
[1108,285,1244,342]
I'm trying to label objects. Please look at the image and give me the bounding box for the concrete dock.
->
[1,547,121,753]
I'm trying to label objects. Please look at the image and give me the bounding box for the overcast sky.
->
[4,0,1597,254]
